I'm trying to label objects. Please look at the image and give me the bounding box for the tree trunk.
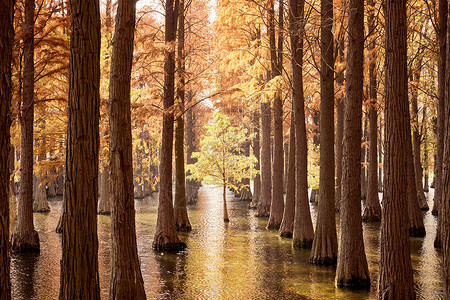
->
[257,100,271,217]
[279,112,295,238]
[108,0,146,297]
[361,118,368,199]
[378,0,415,297]
[153,0,186,251]
[363,0,381,222]
[378,123,383,192]
[249,111,260,209]
[423,102,429,193]
[11,0,40,253]
[98,165,111,215]
[310,0,337,264]
[240,141,253,201]
[174,0,191,232]
[33,145,50,213]
[268,0,284,229]
[59,0,101,297]
[411,60,428,211]
[223,183,229,222]
[336,0,370,287]
[290,0,314,248]
[0,1,14,296]
[335,36,344,212]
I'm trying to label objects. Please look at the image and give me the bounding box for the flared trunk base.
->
[11,230,40,253]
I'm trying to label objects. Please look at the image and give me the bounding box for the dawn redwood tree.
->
[290,0,314,248]
[267,0,284,230]
[98,165,111,215]
[11,0,40,253]
[279,116,295,237]
[335,37,344,212]
[434,0,447,248]
[378,0,415,297]
[257,100,271,217]
[0,0,14,297]
[249,111,261,209]
[362,0,381,222]
[310,0,337,264]
[153,0,186,251]
[174,0,192,232]
[185,91,199,204]
[59,0,101,297]
[336,0,370,287]
[108,0,146,298]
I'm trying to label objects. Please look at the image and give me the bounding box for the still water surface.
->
[11,186,443,299]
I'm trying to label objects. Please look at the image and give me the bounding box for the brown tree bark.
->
[336,0,370,287]
[153,0,186,251]
[257,100,272,217]
[411,60,429,211]
[174,0,191,232]
[268,0,284,229]
[279,112,295,237]
[223,183,229,222]
[378,0,415,297]
[108,0,146,297]
[98,165,111,215]
[11,0,40,253]
[240,141,253,201]
[362,0,381,222]
[434,0,447,249]
[290,0,314,248]
[33,144,50,213]
[249,111,261,209]
[0,0,14,296]
[335,37,344,212]
[59,0,101,297]
[423,103,429,193]
[378,123,383,192]
[361,119,368,199]
[310,0,337,264]
[185,91,198,204]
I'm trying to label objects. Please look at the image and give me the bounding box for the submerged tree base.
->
[362,207,381,222]
[267,222,281,230]
[336,276,371,289]
[11,230,40,253]
[98,211,111,216]
[310,255,337,266]
[152,240,187,252]
[293,238,313,248]
[176,222,192,232]
[409,226,426,237]
[33,203,50,213]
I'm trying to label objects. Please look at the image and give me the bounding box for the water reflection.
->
[10,186,444,299]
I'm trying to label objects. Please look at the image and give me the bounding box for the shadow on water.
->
[10,186,444,299]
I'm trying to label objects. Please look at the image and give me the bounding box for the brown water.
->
[11,187,443,299]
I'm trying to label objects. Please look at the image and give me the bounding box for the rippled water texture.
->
[11,187,443,299]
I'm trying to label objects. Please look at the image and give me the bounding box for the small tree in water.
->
[187,112,256,222]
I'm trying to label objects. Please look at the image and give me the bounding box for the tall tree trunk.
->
[279,111,295,237]
[336,0,370,287]
[11,0,40,253]
[335,37,344,212]
[268,0,284,229]
[240,141,253,201]
[411,61,428,210]
[185,91,198,204]
[174,0,191,232]
[363,0,381,222]
[249,111,261,209]
[59,0,101,297]
[223,183,229,222]
[310,0,337,264]
[434,0,448,249]
[378,122,383,192]
[378,0,415,297]
[361,118,368,199]
[0,0,14,296]
[153,0,186,251]
[108,0,146,297]
[257,100,271,217]
[98,165,111,215]
[290,0,314,248]
[423,101,429,193]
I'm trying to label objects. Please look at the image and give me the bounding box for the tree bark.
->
[361,119,368,200]
[108,0,146,297]
[98,165,111,215]
[0,0,14,296]
[59,0,101,297]
[185,91,198,204]
[310,0,337,264]
[11,0,40,253]
[174,0,192,232]
[336,0,370,287]
[33,145,50,213]
[423,102,429,193]
[240,141,253,201]
[378,0,415,297]
[268,0,284,229]
[279,112,295,238]
[153,0,186,251]
[290,0,314,248]
[411,61,429,211]
[257,100,271,217]
[223,183,229,222]
[363,0,381,222]
[249,111,261,209]
[335,37,344,212]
